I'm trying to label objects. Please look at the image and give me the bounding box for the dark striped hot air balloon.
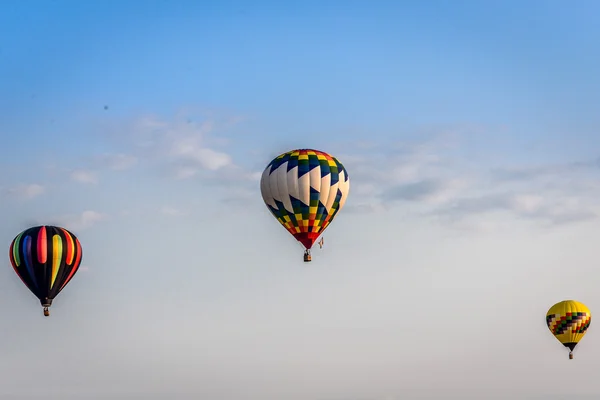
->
[9,225,83,317]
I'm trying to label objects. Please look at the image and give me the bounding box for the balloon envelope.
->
[260,149,350,249]
[9,225,83,309]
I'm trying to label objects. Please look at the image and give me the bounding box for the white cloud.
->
[90,111,261,207]
[339,136,468,211]
[174,167,198,180]
[76,211,107,229]
[170,145,232,171]
[70,170,98,184]
[3,183,45,199]
[164,127,233,178]
[99,113,600,227]
[343,202,390,214]
[381,178,468,206]
[334,132,600,229]
[47,210,108,231]
[118,113,242,181]
[436,192,597,228]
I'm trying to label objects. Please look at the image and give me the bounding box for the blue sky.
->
[1,0,600,399]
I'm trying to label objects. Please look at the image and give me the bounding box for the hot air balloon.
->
[546,300,591,359]
[9,225,83,317]
[260,149,350,262]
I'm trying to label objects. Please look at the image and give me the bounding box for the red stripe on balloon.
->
[37,226,47,264]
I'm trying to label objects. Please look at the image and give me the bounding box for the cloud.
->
[174,167,199,180]
[381,178,466,205]
[99,111,264,206]
[46,210,108,231]
[437,192,597,226]
[343,203,390,214]
[169,140,232,171]
[338,136,469,210]
[335,132,600,229]
[489,160,597,183]
[3,184,45,199]
[35,109,255,207]
[70,170,98,184]
[116,113,245,181]
[43,111,236,191]
[93,113,600,228]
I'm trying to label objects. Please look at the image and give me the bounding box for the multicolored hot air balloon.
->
[546,300,591,359]
[9,225,83,317]
[260,149,350,262]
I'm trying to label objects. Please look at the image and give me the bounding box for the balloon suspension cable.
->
[43,307,50,317]
[569,351,573,360]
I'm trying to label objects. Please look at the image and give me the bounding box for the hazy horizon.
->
[2,0,600,399]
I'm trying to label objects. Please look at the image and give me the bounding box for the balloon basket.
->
[43,307,50,317]
[569,352,573,360]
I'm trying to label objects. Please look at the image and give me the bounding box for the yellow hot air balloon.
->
[546,300,591,359]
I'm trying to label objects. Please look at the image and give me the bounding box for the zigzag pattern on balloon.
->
[546,312,591,335]
[260,149,350,249]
